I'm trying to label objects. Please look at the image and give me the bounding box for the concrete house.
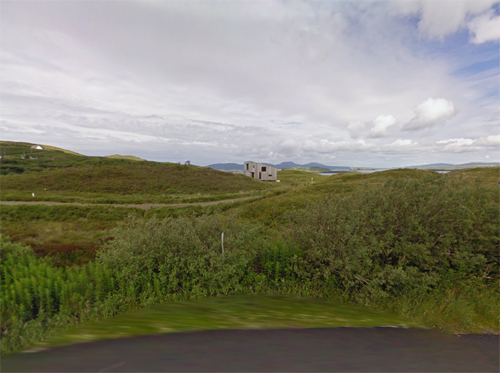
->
[244,161,278,181]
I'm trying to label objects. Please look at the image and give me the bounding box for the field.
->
[1,141,499,355]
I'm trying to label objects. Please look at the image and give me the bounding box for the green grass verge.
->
[27,295,420,351]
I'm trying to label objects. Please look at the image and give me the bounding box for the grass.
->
[231,167,500,226]
[0,141,270,204]
[378,285,500,334]
[2,167,499,264]
[446,166,500,187]
[104,154,145,161]
[28,295,420,350]
[276,169,330,187]
[0,202,252,265]
[0,164,266,198]
[0,189,263,204]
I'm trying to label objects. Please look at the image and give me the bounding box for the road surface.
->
[3,327,498,372]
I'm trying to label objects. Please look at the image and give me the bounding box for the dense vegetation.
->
[1,174,498,354]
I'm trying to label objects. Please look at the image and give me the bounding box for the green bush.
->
[0,235,34,257]
[285,176,499,304]
[97,216,268,300]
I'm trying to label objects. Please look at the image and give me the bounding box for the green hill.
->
[0,141,268,202]
[229,167,500,226]
[0,141,140,175]
[1,164,265,196]
[105,154,145,161]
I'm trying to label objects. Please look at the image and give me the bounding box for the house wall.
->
[244,161,277,181]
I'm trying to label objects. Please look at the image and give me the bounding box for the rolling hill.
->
[0,141,269,201]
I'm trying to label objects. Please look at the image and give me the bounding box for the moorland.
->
[1,140,499,355]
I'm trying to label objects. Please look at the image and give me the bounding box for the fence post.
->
[221,232,224,256]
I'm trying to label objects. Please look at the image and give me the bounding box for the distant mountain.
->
[207,161,500,172]
[408,162,499,169]
[272,161,301,169]
[459,162,500,166]
[301,162,351,170]
[407,163,453,168]
[207,161,351,171]
[206,163,244,170]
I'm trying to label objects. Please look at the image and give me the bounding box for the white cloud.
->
[0,1,498,166]
[403,98,456,131]
[301,139,375,154]
[369,115,397,138]
[467,10,500,43]
[383,139,418,150]
[475,134,500,146]
[347,121,366,139]
[436,135,500,152]
[395,0,496,39]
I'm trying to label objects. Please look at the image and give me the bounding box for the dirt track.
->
[0,196,258,210]
[3,328,499,372]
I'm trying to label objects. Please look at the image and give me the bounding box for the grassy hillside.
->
[1,164,498,355]
[2,172,498,354]
[105,154,145,161]
[1,164,266,196]
[233,168,438,226]
[0,141,269,203]
[446,166,500,186]
[0,141,143,175]
[2,167,497,266]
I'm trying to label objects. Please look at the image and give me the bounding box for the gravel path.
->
[3,328,498,372]
[0,196,258,210]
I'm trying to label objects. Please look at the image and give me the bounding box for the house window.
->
[262,166,267,172]
[246,164,249,170]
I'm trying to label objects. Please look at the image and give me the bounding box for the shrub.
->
[0,237,117,354]
[285,176,499,304]
[0,235,34,257]
[97,216,268,299]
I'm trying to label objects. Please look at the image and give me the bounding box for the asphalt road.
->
[3,328,499,372]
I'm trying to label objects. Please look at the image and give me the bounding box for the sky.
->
[1,0,499,167]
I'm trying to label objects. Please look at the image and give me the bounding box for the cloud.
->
[475,134,500,146]
[302,139,376,154]
[467,10,500,43]
[0,1,498,166]
[383,139,418,150]
[395,0,496,40]
[369,115,397,138]
[347,121,366,139]
[403,98,456,131]
[436,135,500,152]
